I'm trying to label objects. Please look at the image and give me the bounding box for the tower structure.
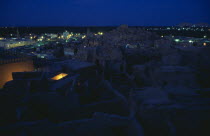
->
[16,28,20,39]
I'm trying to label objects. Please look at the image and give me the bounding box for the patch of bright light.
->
[51,73,68,80]
[98,32,103,35]
[203,43,207,46]
[175,39,180,42]
[82,35,86,39]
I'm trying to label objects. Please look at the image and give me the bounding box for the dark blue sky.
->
[0,0,209,26]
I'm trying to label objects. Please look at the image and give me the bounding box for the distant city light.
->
[189,40,193,43]
[82,35,86,39]
[98,32,103,35]
[175,39,180,42]
[204,36,207,38]
[203,43,207,46]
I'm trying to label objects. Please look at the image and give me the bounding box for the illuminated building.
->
[0,39,36,49]
[45,33,58,39]
[63,31,70,39]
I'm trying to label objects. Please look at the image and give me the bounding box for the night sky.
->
[0,0,209,26]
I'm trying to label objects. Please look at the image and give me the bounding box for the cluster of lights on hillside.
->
[173,36,209,47]
[147,27,208,32]
[94,32,104,36]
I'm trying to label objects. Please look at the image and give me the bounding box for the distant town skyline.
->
[0,0,210,26]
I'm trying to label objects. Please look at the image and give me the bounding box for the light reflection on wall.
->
[51,73,68,80]
[0,61,34,88]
